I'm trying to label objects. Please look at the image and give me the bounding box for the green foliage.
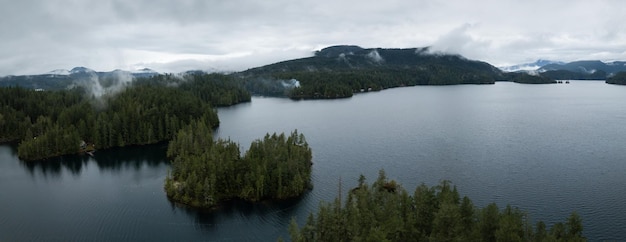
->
[165,127,313,208]
[288,171,586,242]
[17,124,81,161]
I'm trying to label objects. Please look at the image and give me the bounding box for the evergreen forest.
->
[287,170,585,242]
[165,126,313,208]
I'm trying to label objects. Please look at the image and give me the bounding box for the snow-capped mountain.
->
[70,66,96,74]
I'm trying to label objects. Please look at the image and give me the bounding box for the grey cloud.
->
[1,0,626,75]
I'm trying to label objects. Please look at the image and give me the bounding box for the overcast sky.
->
[2,0,626,75]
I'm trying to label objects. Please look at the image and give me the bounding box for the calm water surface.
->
[1,81,625,241]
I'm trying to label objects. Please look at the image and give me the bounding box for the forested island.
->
[287,171,585,242]
[0,73,250,161]
[165,125,312,208]
[606,71,626,85]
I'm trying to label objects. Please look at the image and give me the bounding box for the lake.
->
[1,81,625,241]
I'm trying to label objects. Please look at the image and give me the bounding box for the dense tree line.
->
[278,69,557,99]
[1,73,250,160]
[236,77,292,97]
[288,170,585,242]
[164,125,312,208]
[239,46,505,99]
[606,71,626,85]
[0,86,85,143]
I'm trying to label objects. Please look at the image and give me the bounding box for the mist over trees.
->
[288,170,586,242]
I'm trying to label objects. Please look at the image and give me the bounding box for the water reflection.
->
[91,143,169,170]
[19,143,169,177]
[170,192,308,232]
[19,151,89,178]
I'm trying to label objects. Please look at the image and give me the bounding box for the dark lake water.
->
[1,81,625,241]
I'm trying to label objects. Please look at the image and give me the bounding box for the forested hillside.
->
[288,170,585,242]
[240,45,555,99]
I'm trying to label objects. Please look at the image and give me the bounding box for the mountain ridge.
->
[499,59,565,72]
[0,67,160,90]
[1,45,555,97]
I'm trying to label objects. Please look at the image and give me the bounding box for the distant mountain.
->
[0,67,160,90]
[0,47,556,98]
[244,45,501,75]
[537,60,626,80]
[239,45,553,99]
[499,60,564,72]
[132,68,160,78]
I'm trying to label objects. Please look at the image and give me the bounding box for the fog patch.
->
[281,79,300,88]
[71,70,136,106]
[366,50,384,63]
[107,70,134,94]
[85,72,106,98]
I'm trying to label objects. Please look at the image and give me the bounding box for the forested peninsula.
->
[287,171,586,242]
[0,73,250,161]
[165,126,313,208]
